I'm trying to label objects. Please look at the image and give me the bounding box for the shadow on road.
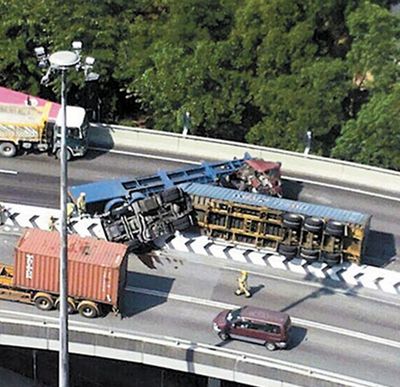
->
[281,179,304,200]
[121,271,175,318]
[364,229,397,267]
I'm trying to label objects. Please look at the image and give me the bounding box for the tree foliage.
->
[0,0,399,169]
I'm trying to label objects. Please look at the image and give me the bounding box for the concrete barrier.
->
[0,316,378,387]
[89,123,400,195]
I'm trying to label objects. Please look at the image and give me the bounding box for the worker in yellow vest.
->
[67,202,75,223]
[235,270,251,298]
[77,192,86,216]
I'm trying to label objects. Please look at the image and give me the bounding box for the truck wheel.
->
[0,142,17,157]
[304,217,323,233]
[78,300,100,318]
[325,220,345,237]
[277,244,298,259]
[55,297,77,314]
[322,252,342,266]
[282,213,302,229]
[161,187,182,203]
[34,292,54,311]
[299,248,320,262]
[55,148,72,161]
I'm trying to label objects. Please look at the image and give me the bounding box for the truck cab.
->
[53,106,89,159]
[218,158,283,197]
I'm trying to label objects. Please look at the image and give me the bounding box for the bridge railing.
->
[0,315,375,387]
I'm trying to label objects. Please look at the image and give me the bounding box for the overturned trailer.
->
[180,183,371,265]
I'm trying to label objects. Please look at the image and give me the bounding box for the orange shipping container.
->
[13,229,128,308]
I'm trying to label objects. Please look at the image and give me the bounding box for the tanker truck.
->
[0,228,128,318]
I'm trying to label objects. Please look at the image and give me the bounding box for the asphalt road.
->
[1,148,400,386]
[0,149,399,269]
[0,239,399,386]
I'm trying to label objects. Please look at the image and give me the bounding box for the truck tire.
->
[55,297,77,314]
[0,142,17,157]
[325,221,345,237]
[161,187,182,203]
[78,300,100,318]
[34,292,54,311]
[277,244,298,259]
[299,248,320,262]
[55,148,72,161]
[282,213,302,229]
[322,252,342,266]
[304,217,323,233]
[172,215,192,231]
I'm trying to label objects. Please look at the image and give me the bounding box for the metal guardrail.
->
[88,123,400,195]
[0,315,381,387]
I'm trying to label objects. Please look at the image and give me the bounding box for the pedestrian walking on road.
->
[77,192,86,217]
[235,270,252,298]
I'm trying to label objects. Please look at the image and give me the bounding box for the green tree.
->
[331,1,400,169]
[332,86,400,169]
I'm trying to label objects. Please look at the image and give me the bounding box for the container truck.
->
[181,182,371,265]
[0,228,128,318]
[0,86,89,159]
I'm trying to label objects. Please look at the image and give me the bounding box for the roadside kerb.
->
[89,123,400,195]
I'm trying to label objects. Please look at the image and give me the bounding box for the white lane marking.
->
[0,169,18,175]
[90,146,400,203]
[89,147,201,166]
[0,312,385,387]
[284,176,400,202]
[127,286,400,350]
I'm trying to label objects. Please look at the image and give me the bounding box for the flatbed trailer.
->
[180,183,371,265]
[69,155,252,214]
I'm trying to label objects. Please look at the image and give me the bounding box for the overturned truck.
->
[99,186,193,250]
[181,183,370,265]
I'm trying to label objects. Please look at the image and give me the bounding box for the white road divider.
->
[164,232,400,296]
[1,202,399,296]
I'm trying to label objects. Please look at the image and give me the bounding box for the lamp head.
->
[85,56,95,66]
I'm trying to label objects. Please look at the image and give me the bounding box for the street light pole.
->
[48,50,80,387]
[34,45,97,387]
[59,67,69,387]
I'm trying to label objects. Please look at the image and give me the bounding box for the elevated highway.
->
[0,126,399,386]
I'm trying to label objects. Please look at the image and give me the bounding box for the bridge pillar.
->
[207,377,221,387]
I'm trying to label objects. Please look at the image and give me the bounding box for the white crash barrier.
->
[89,123,400,195]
